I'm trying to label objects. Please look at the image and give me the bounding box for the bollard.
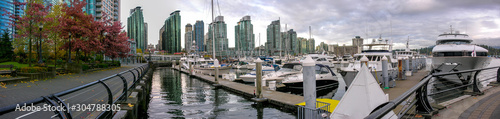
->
[255,58,263,98]
[382,56,389,89]
[213,59,221,87]
[178,60,181,70]
[189,62,193,75]
[251,58,266,102]
[398,57,403,80]
[405,57,411,76]
[302,56,316,116]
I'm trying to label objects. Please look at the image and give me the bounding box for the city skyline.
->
[121,0,500,50]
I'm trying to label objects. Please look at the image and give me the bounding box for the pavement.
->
[0,63,146,107]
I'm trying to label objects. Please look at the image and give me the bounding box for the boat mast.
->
[211,0,216,60]
[259,33,261,56]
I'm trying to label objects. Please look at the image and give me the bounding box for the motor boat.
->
[339,37,399,87]
[429,28,491,86]
[431,30,490,73]
[260,62,302,81]
[282,64,338,90]
[301,54,335,68]
[193,58,232,76]
[240,64,280,83]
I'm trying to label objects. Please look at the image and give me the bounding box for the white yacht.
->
[340,38,399,87]
[301,54,335,68]
[193,58,232,76]
[239,64,281,83]
[259,63,303,83]
[282,64,338,90]
[431,30,490,71]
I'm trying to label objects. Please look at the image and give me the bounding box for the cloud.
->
[121,0,500,50]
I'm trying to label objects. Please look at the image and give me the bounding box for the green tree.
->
[0,31,14,61]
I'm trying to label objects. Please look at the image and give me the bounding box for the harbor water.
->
[147,68,296,118]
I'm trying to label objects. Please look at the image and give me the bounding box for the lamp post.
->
[38,24,43,64]
[68,33,72,63]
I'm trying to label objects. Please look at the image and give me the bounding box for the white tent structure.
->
[330,64,397,119]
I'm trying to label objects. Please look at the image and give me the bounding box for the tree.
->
[9,0,52,67]
[58,0,98,64]
[102,21,130,60]
[0,31,14,61]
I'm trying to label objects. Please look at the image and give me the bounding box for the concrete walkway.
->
[0,63,146,107]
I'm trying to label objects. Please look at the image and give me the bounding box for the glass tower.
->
[127,6,145,52]
[194,20,204,52]
[234,16,254,56]
[162,10,181,54]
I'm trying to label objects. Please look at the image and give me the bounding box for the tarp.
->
[330,65,397,119]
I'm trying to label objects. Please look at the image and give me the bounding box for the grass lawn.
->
[0,62,29,69]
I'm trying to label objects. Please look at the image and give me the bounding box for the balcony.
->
[95,3,102,6]
[95,8,102,12]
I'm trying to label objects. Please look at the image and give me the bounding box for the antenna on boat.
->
[450,25,453,34]
[406,36,409,51]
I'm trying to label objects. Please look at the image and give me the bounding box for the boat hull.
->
[431,57,491,71]
[283,79,338,90]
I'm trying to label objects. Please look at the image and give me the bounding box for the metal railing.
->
[0,64,149,119]
[298,101,331,119]
[365,66,500,119]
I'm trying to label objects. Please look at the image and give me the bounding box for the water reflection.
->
[147,68,295,118]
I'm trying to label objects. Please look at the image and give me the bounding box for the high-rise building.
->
[207,16,228,57]
[234,16,254,56]
[91,0,120,21]
[0,0,15,37]
[282,29,297,55]
[266,20,280,56]
[309,38,315,53]
[158,25,165,51]
[144,22,148,51]
[352,36,364,54]
[319,42,328,52]
[127,6,146,52]
[185,23,193,52]
[193,20,204,52]
[299,37,308,54]
[162,10,181,54]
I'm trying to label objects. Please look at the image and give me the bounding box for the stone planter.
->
[17,73,42,80]
[66,63,82,74]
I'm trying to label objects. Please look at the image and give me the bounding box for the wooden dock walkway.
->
[171,66,304,112]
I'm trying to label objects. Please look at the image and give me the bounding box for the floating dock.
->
[171,66,304,112]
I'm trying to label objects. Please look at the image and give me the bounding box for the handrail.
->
[0,64,149,118]
[365,66,500,119]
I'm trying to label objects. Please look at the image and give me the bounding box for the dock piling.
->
[213,59,221,87]
[382,56,389,89]
[302,56,316,116]
[251,58,267,102]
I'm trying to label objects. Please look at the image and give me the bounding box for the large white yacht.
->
[431,30,490,72]
[340,38,399,87]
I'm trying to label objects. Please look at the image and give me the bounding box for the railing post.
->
[415,77,435,116]
[116,74,128,100]
[98,80,113,117]
[491,67,500,86]
[42,96,65,119]
[465,70,484,95]
[52,95,73,119]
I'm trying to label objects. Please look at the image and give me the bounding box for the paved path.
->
[0,63,146,107]
[459,89,500,119]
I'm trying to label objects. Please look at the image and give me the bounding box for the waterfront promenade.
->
[0,63,146,107]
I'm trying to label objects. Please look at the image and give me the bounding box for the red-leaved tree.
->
[58,0,98,63]
[8,0,52,67]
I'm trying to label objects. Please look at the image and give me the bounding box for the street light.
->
[38,24,43,64]
[68,33,72,63]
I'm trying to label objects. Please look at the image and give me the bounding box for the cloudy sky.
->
[121,0,500,50]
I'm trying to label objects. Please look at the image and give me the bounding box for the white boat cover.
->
[330,65,397,119]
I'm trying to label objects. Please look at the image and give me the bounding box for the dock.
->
[171,66,304,112]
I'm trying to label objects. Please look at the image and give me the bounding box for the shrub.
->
[97,63,108,68]
[82,64,90,71]
[17,67,48,73]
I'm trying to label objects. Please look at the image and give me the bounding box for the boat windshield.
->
[280,64,302,72]
[300,56,319,60]
[437,40,471,45]
[315,66,330,74]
